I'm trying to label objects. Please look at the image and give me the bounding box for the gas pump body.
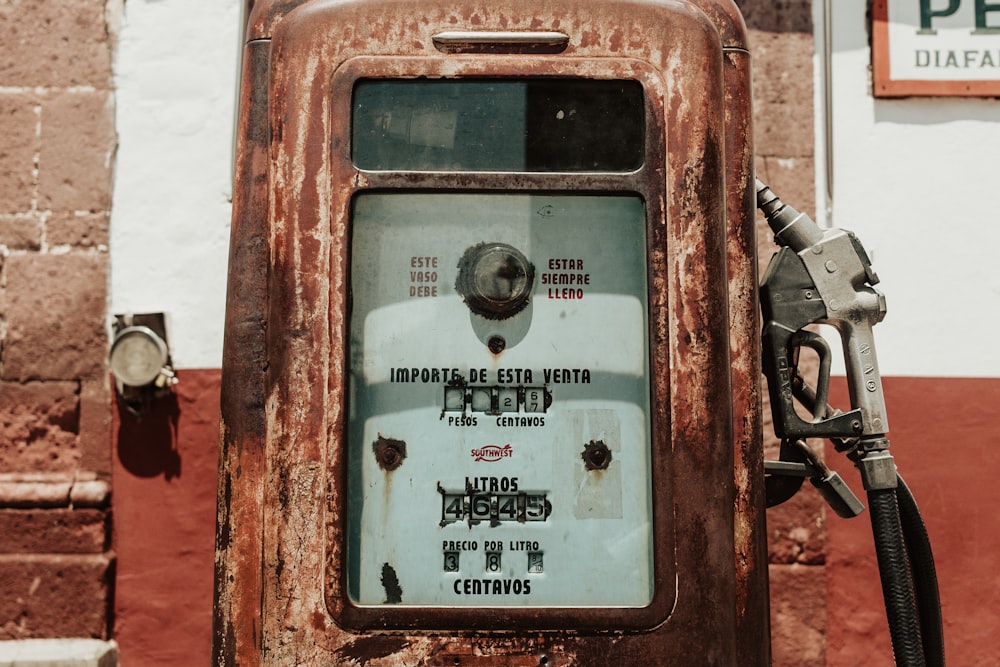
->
[215,1,765,665]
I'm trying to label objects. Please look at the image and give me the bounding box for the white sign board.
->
[873,0,1000,96]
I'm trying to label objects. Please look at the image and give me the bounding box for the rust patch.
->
[380,563,403,603]
[372,436,406,471]
[337,636,413,665]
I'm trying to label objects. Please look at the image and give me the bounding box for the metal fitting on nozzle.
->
[755,179,824,253]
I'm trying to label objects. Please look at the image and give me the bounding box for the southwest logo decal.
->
[471,444,513,462]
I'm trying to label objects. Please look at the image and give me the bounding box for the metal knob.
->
[455,242,534,320]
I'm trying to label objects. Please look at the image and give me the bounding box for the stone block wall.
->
[737,0,828,664]
[0,0,116,640]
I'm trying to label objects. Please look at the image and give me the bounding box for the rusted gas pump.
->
[215,1,767,665]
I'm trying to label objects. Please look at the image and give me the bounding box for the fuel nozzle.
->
[755,179,824,253]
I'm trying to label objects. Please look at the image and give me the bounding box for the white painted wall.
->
[110,0,241,369]
[109,0,1000,377]
[827,0,1000,377]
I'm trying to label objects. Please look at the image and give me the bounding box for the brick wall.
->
[737,0,828,664]
[0,0,116,640]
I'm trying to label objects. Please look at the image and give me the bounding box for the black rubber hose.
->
[868,488,926,666]
[896,475,945,666]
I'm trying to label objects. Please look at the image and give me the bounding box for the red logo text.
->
[471,444,513,462]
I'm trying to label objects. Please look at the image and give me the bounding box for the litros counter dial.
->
[456,242,535,320]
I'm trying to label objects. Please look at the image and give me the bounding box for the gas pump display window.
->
[345,192,654,608]
[352,79,644,172]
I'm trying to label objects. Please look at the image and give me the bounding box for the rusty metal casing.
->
[215,1,765,664]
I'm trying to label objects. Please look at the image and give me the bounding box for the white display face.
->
[346,192,653,608]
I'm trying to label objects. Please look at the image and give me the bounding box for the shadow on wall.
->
[115,393,182,479]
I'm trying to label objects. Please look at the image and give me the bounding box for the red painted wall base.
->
[109,372,998,664]
[111,369,220,666]
[826,376,1000,666]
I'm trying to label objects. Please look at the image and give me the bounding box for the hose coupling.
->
[857,450,898,491]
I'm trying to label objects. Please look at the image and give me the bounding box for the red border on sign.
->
[872,0,1000,97]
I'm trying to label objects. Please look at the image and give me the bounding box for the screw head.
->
[582,440,612,471]
[488,335,506,354]
[373,436,407,471]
